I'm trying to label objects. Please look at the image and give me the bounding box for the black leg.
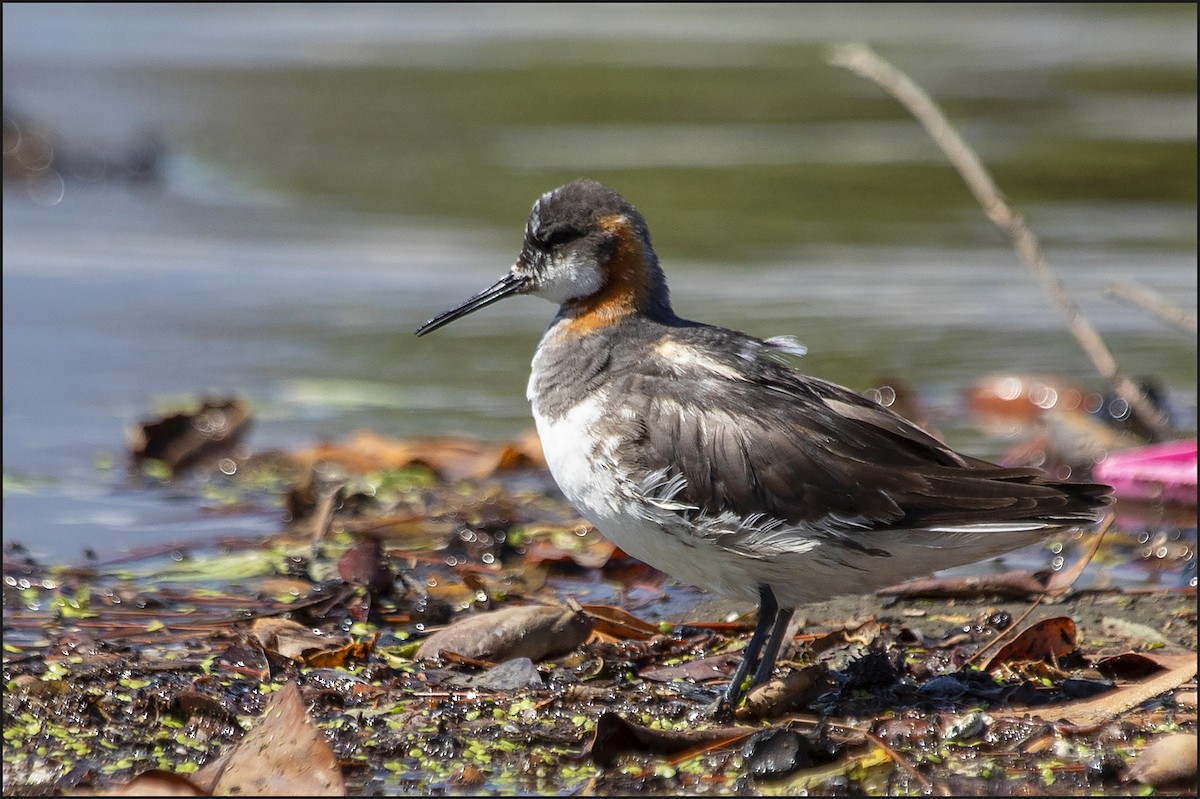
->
[721,584,778,708]
[751,606,796,686]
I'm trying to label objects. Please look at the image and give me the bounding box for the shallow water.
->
[2,5,1196,567]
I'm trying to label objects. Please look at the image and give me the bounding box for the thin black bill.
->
[415,272,529,336]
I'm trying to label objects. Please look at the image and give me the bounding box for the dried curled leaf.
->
[583,712,752,767]
[416,604,593,663]
[984,617,1076,672]
[582,604,659,641]
[740,664,834,718]
[250,618,345,662]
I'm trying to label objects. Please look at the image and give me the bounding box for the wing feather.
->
[610,326,1110,534]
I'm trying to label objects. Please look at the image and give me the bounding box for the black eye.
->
[538,225,580,248]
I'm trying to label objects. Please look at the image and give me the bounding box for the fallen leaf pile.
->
[3,420,1194,796]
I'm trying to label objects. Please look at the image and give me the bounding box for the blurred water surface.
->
[2,3,1196,562]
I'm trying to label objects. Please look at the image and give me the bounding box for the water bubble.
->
[26,171,65,206]
[868,385,896,407]
[996,376,1023,401]
[1031,385,1058,409]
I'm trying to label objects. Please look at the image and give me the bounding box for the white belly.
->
[532,393,770,604]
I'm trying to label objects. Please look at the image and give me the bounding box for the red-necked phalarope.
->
[417,179,1111,710]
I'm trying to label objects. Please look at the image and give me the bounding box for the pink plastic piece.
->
[1094,439,1198,506]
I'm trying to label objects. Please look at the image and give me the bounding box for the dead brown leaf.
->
[304,633,378,669]
[740,664,834,718]
[482,433,546,474]
[1092,650,1190,680]
[416,603,593,663]
[807,619,882,659]
[194,681,345,796]
[582,604,660,641]
[250,618,347,663]
[984,616,1077,672]
[522,535,615,571]
[582,712,753,767]
[294,430,545,481]
[127,398,250,475]
[449,764,486,789]
[420,574,481,610]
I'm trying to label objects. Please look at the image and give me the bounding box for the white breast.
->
[532,393,626,527]
[531,391,767,604]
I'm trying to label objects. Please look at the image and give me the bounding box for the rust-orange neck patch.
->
[561,214,652,335]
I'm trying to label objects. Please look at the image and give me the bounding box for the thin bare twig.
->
[1044,510,1114,596]
[1106,281,1198,336]
[828,44,1171,441]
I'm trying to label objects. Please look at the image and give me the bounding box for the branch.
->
[828,43,1172,441]
[1106,281,1198,337]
